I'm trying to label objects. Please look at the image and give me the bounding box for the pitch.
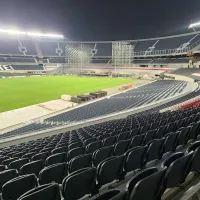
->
[0,76,138,112]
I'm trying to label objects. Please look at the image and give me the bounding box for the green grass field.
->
[0,76,138,112]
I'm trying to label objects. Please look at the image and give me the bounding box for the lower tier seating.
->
[0,107,199,199]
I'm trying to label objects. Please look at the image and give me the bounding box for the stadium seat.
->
[145,139,164,163]
[68,153,92,173]
[143,130,157,145]
[18,183,61,200]
[84,138,96,146]
[124,146,147,173]
[45,152,67,166]
[176,127,190,149]
[126,167,166,200]
[22,152,37,160]
[86,141,102,154]
[51,147,68,154]
[103,136,116,147]
[186,141,200,172]
[9,158,29,171]
[20,160,44,177]
[68,142,83,150]
[67,146,85,161]
[62,167,97,200]
[97,155,124,188]
[161,152,193,190]
[162,132,179,155]
[2,174,37,200]
[117,132,129,141]
[39,163,67,184]
[2,157,19,166]
[129,135,144,148]
[32,152,49,163]
[93,146,113,167]
[0,169,17,192]
[0,165,6,172]
[114,140,130,156]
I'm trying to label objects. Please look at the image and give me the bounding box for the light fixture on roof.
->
[27,32,64,38]
[188,22,200,29]
[0,29,26,35]
[0,28,64,39]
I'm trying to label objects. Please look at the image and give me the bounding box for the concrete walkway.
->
[0,79,151,130]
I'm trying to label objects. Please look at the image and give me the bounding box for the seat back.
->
[103,136,116,147]
[129,135,144,148]
[2,174,37,200]
[39,163,67,184]
[46,152,67,166]
[51,147,67,154]
[9,158,29,171]
[114,140,130,156]
[188,122,200,141]
[0,169,17,192]
[176,127,190,147]
[86,141,102,154]
[62,167,97,200]
[18,183,61,200]
[162,132,179,154]
[162,153,193,189]
[124,146,147,173]
[69,142,83,150]
[143,130,156,145]
[67,147,85,162]
[93,146,113,167]
[20,160,43,177]
[129,168,166,200]
[145,139,164,163]
[126,167,158,194]
[97,155,124,187]
[68,153,92,173]
[32,152,49,163]
[117,132,129,141]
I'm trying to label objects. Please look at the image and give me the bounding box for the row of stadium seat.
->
[0,107,199,199]
[1,80,189,138]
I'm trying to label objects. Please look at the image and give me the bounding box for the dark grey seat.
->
[62,167,97,200]
[2,174,37,200]
[18,183,61,200]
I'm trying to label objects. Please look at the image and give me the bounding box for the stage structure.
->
[65,44,92,75]
[112,42,134,71]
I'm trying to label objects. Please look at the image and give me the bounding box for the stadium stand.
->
[0,107,199,200]
[0,72,29,77]
[1,80,190,138]
[169,68,200,76]
[11,65,44,70]
[167,68,200,81]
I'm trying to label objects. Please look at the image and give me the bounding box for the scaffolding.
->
[65,44,92,75]
[112,42,134,70]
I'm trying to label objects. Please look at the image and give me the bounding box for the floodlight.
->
[27,32,64,38]
[0,28,64,38]
[188,22,200,29]
[0,29,26,35]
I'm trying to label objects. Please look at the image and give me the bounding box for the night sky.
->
[0,0,200,41]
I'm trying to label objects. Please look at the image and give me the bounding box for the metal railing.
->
[133,47,191,57]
